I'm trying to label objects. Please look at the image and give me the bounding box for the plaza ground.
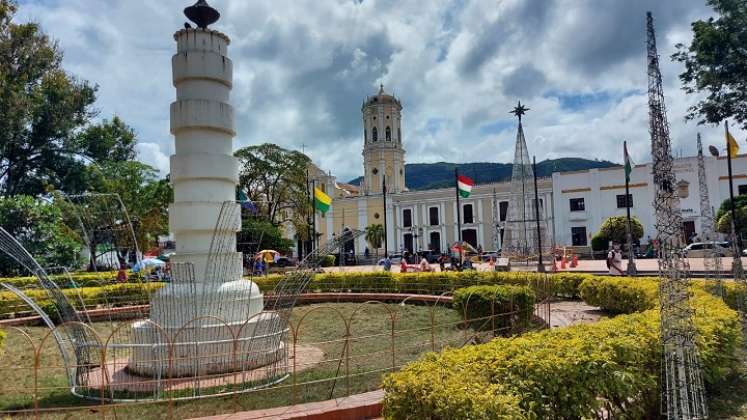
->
[322,256,747,274]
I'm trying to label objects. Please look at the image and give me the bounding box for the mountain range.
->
[347,158,619,190]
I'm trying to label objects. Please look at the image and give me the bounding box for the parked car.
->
[274,256,293,267]
[683,241,729,258]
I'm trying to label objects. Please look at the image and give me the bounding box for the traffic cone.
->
[560,255,567,269]
[571,253,578,268]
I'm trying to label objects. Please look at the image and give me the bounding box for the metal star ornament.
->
[510,101,530,122]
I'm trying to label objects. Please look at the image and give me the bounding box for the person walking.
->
[607,243,624,275]
[383,255,392,272]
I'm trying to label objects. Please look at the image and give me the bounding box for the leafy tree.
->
[365,224,385,256]
[715,195,747,238]
[716,207,747,237]
[672,0,747,129]
[0,195,80,275]
[238,216,293,254]
[0,0,99,196]
[597,216,644,246]
[235,143,312,238]
[715,194,747,222]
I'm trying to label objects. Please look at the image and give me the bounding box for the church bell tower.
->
[361,84,406,194]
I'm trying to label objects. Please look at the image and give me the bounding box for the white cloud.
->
[14,0,746,182]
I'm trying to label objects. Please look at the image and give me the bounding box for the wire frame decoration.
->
[502,107,549,260]
[646,12,707,419]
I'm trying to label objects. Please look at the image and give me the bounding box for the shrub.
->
[0,270,143,289]
[320,255,336,267]
[383,285,740,419]
[0,282,164,319]
[452,285,535,334]
[579,276,658,314]
[590,233,609,252]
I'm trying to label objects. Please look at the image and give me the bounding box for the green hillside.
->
[347,158,618,190]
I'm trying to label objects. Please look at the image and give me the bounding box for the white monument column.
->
[129,2,279,377]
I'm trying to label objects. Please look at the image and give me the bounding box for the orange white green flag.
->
[457,175,474,198]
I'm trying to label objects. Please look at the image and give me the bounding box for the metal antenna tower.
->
[503,102,547,259]
[647,12,707,419]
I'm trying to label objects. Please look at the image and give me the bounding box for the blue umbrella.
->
[132,258,166,273]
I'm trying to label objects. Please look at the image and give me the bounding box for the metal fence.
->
[0,283,550,419]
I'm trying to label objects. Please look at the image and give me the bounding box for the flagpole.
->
[383,174,388,257]
[624,141,637,275]
[455,168,463,265]
[532,156,544,272]
[726,121,744,277]
[311,179,317,253]
[305,168,311,260]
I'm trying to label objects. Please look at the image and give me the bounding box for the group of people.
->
[380,252,478,273]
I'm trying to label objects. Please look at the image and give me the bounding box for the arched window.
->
[398,128,401,143]
[386,126,391,141]
[364,129,367,142]
[372,127,378,142]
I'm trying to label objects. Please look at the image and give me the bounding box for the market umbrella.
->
[132,258,166,273]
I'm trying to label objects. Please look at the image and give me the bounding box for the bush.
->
[383,281,741,419]
[453,285,535,334]
[0,270,143,289]
[590,233,609,252]
[0,281,164,319]
[579,276,658,314]
[320,255,336,267]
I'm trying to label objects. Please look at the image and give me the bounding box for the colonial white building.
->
[294,85,747,257]
[552,154,747,248]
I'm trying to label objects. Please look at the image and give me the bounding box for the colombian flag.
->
[314,187,331,214]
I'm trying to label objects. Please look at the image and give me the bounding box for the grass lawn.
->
[0,302,471,419]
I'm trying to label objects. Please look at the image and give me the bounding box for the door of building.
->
[683,220,696,243]
[462,229,478,248]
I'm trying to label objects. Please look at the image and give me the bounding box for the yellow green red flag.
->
[314,187,331,213]
[727,128,739,158]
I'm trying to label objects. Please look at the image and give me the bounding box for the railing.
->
[0,287,550,418]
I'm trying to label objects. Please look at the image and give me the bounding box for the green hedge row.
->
[453,285,535,334]
[0,270,145,289]
[0,282,164,320]
[382,279,741,419]
[253,271,597,300]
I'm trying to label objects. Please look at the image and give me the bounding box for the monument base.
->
[128,312,287,377]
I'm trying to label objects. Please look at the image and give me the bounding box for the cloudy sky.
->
[15,0,746,182]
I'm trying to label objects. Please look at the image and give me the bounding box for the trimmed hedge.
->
[0,282,164,320]
[0,271,144,289]
[253,271,593,300]
[382,278,741,419]
[453,285,535,334]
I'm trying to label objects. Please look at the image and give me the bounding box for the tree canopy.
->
[673,0,747,129]
[0,0,99,196]
[598,216,644,245]
[235,143,312,239]
[0,195,80,275]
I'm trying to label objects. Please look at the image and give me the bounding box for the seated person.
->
[400,259,408,273]
[419,257,432,272]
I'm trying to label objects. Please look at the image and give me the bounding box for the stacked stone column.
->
[129,28,281,378]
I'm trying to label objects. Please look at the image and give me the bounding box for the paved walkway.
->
[321,257,747,274]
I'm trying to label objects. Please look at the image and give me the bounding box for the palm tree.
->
[365,224,385,258]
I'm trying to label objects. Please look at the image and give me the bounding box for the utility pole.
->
[532,156,544,272]
[383,175,388,257]
[624,141,637,275]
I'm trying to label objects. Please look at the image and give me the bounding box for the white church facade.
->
[295,85,747,257]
